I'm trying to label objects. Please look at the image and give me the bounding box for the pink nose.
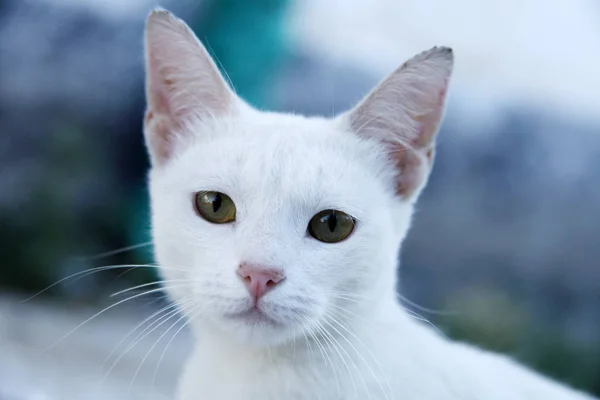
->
[238,264,285,301]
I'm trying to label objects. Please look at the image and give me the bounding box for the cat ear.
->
[341,47,453,199]
[144,9,235,166]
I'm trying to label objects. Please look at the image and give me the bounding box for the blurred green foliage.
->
[440,286,600,396]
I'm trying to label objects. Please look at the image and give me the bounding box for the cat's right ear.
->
[339,47,453,200]
[144,9,235,166]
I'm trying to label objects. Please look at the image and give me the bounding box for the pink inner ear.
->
[392,146,427,198]
[387,82,447,198]
[145,110,176,165]
[147,80,170,115]
[146,46,180,117]
[411,84,448,149]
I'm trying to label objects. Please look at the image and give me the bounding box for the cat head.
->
[144,9,453,346]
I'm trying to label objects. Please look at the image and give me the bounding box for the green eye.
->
[308,209,355,243]
[194,191,236,224]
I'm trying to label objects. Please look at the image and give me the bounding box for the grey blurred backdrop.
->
[1,0,599,399]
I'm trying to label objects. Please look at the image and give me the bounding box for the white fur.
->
[143,9,597,400]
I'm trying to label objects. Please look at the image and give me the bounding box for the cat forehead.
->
[157,112,396,209]
[181,111,383,172]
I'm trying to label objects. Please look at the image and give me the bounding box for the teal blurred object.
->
[189,0,291,108]
[127,187,154,264]
[127,0,291,273]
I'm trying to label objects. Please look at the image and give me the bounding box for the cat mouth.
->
[224,307,282,327]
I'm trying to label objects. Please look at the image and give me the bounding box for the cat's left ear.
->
[340,47,454,200]
[144,9,237,166]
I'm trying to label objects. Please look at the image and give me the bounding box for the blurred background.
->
[1,0,599,398]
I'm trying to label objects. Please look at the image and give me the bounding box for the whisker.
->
[101,297,189,371]
[78,241,154,261]
[45,286,174,351]
[311,321,349,397]
[307,330,335,400]
[110,283,192,302]
[102,309,181,384]
[328,303,364,325]
[327,290,371,299]
[329,295,362,303]
[103,299,195,388]
[399,306,448,339]
[328,290,449,339]
[150,306,198,389]
[303,317,330,369]
[321,317,374,400]
[110,280,192,298]
[127,303,197,394]
[325,314,394,400]
[297,322,327,400]
[301,324,317,364]
[292,331,297,364]
[396,293,457,316]
[22,264,188,303]
[321,320,364,399]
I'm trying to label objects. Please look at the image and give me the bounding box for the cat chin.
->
[212,315,301,347]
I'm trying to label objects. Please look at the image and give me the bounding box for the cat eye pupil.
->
[326,213,337,232]
[308,209,355,243]
[212,193,222,212]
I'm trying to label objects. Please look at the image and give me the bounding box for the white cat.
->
[143,9,597,400]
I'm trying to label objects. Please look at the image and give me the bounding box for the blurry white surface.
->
[288,0,600,122]
[0,295,190,400]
